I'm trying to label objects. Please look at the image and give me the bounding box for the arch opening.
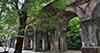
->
[50,10,82,51]
[62,11,82,50]
[66,17,82,50]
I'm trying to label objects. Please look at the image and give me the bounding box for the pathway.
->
[0,47,81,53]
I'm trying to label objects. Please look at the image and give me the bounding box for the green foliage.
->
[26,0,53,21]
[0,33,4,40]
[0,32,24,38]
[52,0,70,10]
[0,0,53,40]
[66,17,82,50]
[35,0,70,31]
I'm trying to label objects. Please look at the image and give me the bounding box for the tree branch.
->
[15,0,19,9]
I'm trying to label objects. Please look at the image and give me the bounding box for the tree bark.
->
[14,11,27,53]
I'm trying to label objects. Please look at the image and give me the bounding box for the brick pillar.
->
[50,30,60,52]
[33,25,40,51]
[33,33,40,51]
[80,20,100,53]
[60,31,67,51]
[42,32,48,50]
[23,38,31,50]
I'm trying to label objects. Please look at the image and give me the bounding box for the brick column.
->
[80,20,100,53]
[50,30,60,52]
[60,31,67,51]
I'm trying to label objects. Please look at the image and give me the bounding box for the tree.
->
[0,0,52,53]
[0,0,28,53]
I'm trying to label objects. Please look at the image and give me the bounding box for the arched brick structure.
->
[50,11,78,51]
[50,0,100,53]
[23,24,49,51]
[65,0,100,53]
[23,0,100,53]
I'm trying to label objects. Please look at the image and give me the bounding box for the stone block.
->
[82,47,100,53]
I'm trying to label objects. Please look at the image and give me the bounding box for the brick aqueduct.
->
[9,0,100,53]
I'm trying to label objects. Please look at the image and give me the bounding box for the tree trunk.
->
[14,11,27,53]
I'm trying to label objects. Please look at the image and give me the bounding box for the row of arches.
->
[23,1,100,53]
[23,10,81,52]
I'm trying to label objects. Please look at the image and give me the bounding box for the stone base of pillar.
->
[81,46,100,53]
[23,47,32,50]
[33,50,38,52]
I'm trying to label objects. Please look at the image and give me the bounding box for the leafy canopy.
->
[0,0,53,40]
[0,0,70,40]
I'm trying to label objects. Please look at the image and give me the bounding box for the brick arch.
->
[59,10,78,25]
[23,0,100,52]
[25,26,33,33]
[50,10,80,51]
[92,2,100,20]
[55,10,79,28]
